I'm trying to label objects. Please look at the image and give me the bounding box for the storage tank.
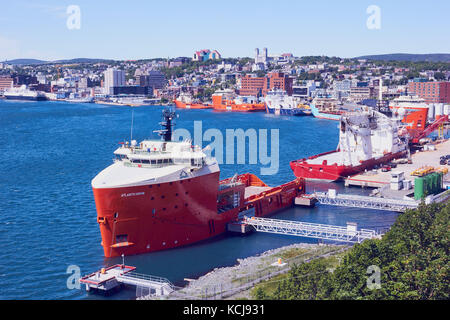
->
[437,172,443,192]
[424,174,432,196]
[430,172,438,194]
[435,103,444,120]
[414,177,424,200]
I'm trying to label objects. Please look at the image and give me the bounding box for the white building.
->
[104,68,125,94]
[255,48,268,65]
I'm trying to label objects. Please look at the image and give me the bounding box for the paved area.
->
[347,139,450,188]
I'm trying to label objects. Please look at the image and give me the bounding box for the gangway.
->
[243,217,380,243]
[313,190,418,212]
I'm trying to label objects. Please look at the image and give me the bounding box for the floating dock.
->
[80,264,176,296]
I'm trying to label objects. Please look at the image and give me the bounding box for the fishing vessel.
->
[264,90,311,116]
[173,92,212,109]
[211,90,266,112]
[92,109,304,257]
[290,108,408,181]
[3,85,47,101]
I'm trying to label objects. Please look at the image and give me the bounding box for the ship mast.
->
[154,108,176,142]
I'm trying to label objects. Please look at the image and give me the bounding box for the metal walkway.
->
[313,190,419,212]
[243,217,380,243]
[117,272,176,296]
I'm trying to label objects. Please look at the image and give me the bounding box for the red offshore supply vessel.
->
[211,90,266,112]
[92,109,304,257]
[290,108,409,181]
[173,92,212,109]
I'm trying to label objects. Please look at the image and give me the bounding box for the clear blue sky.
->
[1,0,450,61]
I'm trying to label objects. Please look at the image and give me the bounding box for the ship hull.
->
[310,104,342,120]
[266,107,308,116]
[4,95,47,101]
[290,150,407,182]
[213,104,266,112]
[174,100,212,109]
[93,171,302,257]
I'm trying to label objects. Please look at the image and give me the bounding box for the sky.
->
[1,0,450,61]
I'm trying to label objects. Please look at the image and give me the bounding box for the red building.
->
[239,72,293,96]
[0,77,13,91]
[408,81,450,104]
[240,75,266,96]
[264,72,293,96]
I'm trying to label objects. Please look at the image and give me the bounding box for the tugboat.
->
[92,109,304,257]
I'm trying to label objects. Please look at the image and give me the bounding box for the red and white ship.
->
[92,110,304,257]
[290,108,408,181]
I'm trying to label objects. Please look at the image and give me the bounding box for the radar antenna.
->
[154,108,176,142]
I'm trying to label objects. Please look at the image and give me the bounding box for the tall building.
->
[104,68,125,94]
[407,80,450,104]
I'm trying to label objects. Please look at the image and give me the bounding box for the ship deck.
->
[306,151,341,165]
[244,186,271,198]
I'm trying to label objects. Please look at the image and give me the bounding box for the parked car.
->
[381,165,391,172]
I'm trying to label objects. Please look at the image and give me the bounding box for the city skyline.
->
[1,0,450,61]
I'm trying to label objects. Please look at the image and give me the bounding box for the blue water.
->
[0,100,398,299]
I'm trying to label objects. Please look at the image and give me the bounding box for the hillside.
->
[356,53,450,63]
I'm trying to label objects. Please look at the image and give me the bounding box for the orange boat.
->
[212,90,266,112]
[173,99,212,109]
[173,92,212,109]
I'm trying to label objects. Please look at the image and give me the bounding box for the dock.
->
[228,216,380,243]
[345,139,450,188]
[80,264,176,297]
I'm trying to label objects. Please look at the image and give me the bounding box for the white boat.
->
[264,89,311,116]
[4,85,47,101]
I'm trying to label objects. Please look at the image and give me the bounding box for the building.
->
[193,49,221,62]
[239,72,293,96]
[136,71,166,89]
[104,68,125,94]
[239,74,266,96]
[0,77,13,91]
[407,80,450,104]
[111,86,153,96]
[264,72,293,96]
[350,86,372,102]
[255,48,268,65]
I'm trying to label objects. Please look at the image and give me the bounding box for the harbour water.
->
[0,100,398,299]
